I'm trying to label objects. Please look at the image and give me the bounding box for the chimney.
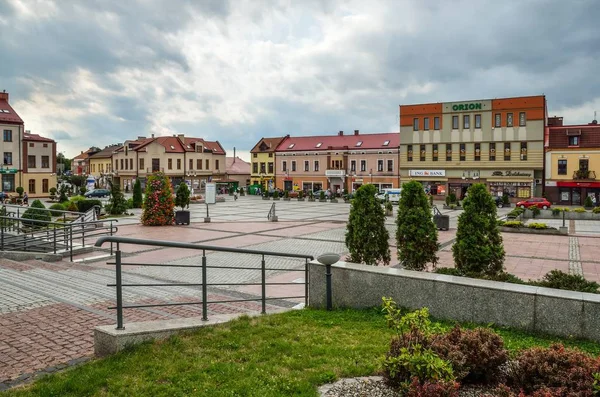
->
[151,133,155,138]
[354,129,359,135]
[81,151,84,154]
[547,116,563,127]
[338,130,343,136]
[137,136,145,140]
[233,147,236,162]
[0,90,7,101]
[178,134,185,143]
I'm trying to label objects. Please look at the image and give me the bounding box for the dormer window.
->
[0,109,9,113]
[383,140,390,146]
[355,141,363,147]
[187,145,191,149]
[170,145,175,150]
[288,143,295,149]
[315,142,322,148]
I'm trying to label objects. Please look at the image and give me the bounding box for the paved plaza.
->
[2,195,600,389]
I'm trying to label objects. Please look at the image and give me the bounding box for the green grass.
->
[6,309,600,397]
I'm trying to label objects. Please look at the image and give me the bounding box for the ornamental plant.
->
[345,184,390,266]
[16,186,24,197]
[21,199,50,227]
[132,179,143,208]
[175,182,190,211]
[584,195,594,208]
[108,181,128,215]
[141,172,175,226]
[396,180,439,271]
[453,183,505,276]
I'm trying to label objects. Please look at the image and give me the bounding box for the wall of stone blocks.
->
[308,261,600,342]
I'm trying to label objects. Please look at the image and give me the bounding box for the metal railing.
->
[573,170,596,180]
[1,215,118,260]
[267,203,276,220]
[94,236,314,330]
[2,203,85,222]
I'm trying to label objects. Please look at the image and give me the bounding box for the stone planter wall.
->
[499,226,567,235]
[521,210,600,220]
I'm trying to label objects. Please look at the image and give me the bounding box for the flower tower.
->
[141,172,175,226]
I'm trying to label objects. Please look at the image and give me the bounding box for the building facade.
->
[88,144,121,188]
[22,132,57,198]
[399,95,546,200]
[274,130,400,193]
[0,91,24,193]
[226,156,251,188]
[544,116,600,205]
[250,136,288,190]
[72,147,100,175]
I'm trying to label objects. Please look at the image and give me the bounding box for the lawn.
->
[7,308,600,396]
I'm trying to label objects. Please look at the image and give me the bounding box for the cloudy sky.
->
[1,0,599,160]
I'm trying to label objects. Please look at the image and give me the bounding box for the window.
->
[387,159,393,172]
[3,152,12,165]
[3,130,12,142]
[460,144,466,161]
[115,160,118,170]
[520,142,528,161]
[519,112,526,126]
[43,143,48,148]
[446,144,452,161]
[350,160,356,172]
[452,115,459,129]
[288,143,295,149]
[424,117,430,130]
[360,160,366,172]
[407,145,413,162]
[413,118,419,131]
[383,140,390,146]
[316,142,322,148]
[494,113,501,127]
[377,159,384,172]
[205,159,209,170]
[558,159,567,175]
[175,159,180,170]
[253,153,257,158]
[282,161,287,172]
[28,179,36,194]
[420,145,426,161]
[260,162,266,173]
[121,159,124,170]
[196,159,202,170]
[569,136,579,146]
[304,160,309,172]
[28,155,36,168]
[504,142,511,161]
[2,174,14,192]
[252,163,258,173]
[489,142,496,161]
[291,161,296,172]
[463,115,470,129]
[42,179,49,193]
[130,159,133,169]
[189,159,193,170]
[92,164,96,173]
[475,143,481,161]
[268,162,273,173]
[507,113,513,127]
[355,141,363,147]
[314,160,319,172]
[29,142,34,147]
[434,117,440,130]
[168,159,173,170]
[140,158,145,170]
[215,159,220,170]
[432,144,438,162]
[475,114,481,129]
[268,153,273,158]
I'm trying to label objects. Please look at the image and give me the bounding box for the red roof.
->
[251,136,288,153]
[22,132,55,143]
[0,94,24,124]
[226,157,250,174]
[275,132,399,152]
[117,136,226,155]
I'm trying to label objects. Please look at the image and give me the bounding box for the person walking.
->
[234,189,238,201]
[23,192,29,206]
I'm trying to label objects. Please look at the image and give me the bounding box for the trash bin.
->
[433,215,450,231]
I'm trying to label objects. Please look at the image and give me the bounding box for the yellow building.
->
[88,145,120,188]
[250,136,288,190]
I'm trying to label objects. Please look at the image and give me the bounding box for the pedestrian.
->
[234,189,238,201]
[23,192,29,206]
[336,188,341,197]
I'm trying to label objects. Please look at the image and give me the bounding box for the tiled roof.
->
[22,132,54,143]
[226,157,250,174]
[548,124,600,148]
[251,137,288,153]
[0,97,24,124]
[275,132,399,152]
[89,145,121,158]
[73,148,97,160]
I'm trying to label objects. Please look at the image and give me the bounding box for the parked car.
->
[84,189,110,198]
[516,197,551,209]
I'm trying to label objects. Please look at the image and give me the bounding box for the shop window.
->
[569,136,579,146]
[377,159,384,172]
[474,143,481,161]
[424,117,430,130]
[434,117,440,130]
[475,114,481,129]
[504,143,511,161]
[489,142,496,161]
[28,179,36,194]
[452,116,459,129]
[291,161,296,172]
[520,142,527,161]
[42,179,49,193]
[517,187,530,198]
[459,144,465,161]
[463,115,470,129]
[494,113,501,127]
[413,118,419,131]
[407,146,413,162]
[282,161,287,172]
[2,174,15,192]
[432,144,438,162]
[387,159,393,172]
[519,112,526,126]
[420,145,426,161]
[507,113,514,127]
[446,144,452,161]
[314,161,319,172]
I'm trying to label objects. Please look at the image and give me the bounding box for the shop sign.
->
[491,170,532,177]
[545,181,557,187]
[409,170,446,177]
[452,103,482,112]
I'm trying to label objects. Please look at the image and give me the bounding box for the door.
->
[284,181,293,191]
[572,189,581,206]
[152,158,160,172]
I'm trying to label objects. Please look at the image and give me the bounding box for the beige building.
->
[0,91,24,193]
[23,132,57,198]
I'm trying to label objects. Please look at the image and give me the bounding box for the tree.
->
[69,175,86,187]
[132,179,143,208]
[79,186,87,196]
[175,182,190,211]
[22,199,50,228]
[16,186,24,197]
[107,181,127,215]
[396,180,439,271]
[141,172,175,226]
[345,184,390,266]
[452,183,505,276]
[58,185,69,203]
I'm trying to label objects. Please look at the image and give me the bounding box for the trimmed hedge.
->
[77,199,102,213]
[49,203,66,216]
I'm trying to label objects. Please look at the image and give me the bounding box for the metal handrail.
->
[94,236,314,330]
[267,203,275,220]
[1,203,85,218]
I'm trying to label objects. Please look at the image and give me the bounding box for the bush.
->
[49,203,66,216]
[308,191,314,199]
[79,186,87,195]
[530,206,541,218]
[445,196,451,206]
[396,181,439,271]
[573,207,587,213]
[385,201,393,212]
[21,199,51,227]
[345,184,390,266]
[533,270,599,293]
[77,199,102,214]
[502,195,510,205]
[528,222,548,229]
[453,184,505,276]
[484,272,525,284]
[552,208,561,216]
[141,173,174,226]
[584,196,594,207]
[434,267,463,276]
[273,190,280,199]
[448,193,457,204]
[594,207,600,214]
[108,181,128,215]
[126,198,134,209]
[298,190,304,199]
[58,185,69,203]
[283,190,289,198]
[429,195,434,207]
[506,344,600,395]
[66,201,78,212]
[319,191,325,200]
[175,183,190,211]
[16,186,24,197]
[431,325,508,384]
[502,221,524,228]
[132,179,143,208]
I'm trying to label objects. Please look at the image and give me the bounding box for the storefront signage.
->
[451,103,482,112]
[491,171,532,177]
[409,170,446,177]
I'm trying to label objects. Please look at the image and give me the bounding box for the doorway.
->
[152,158,160,172]
[284,180,293,191]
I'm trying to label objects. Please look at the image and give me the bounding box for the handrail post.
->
[82,222,85,247]
[110,221,114,256]
[261,254,266,314]
[115,244,124,330]
[53,227,57,254]
[305,258,309,308]
[326,264,333,311]
[69,225,73,262]
[16,208,19,234]
[202,249,208,321]
[1,224,3,251]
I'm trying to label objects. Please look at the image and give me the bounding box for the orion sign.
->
[451,103,482,112]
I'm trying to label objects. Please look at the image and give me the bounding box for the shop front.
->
[554,181,600,206]
[406,169,447,197]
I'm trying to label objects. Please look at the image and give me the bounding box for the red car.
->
[516,197,551,209]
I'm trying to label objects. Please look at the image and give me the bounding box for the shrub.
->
[308,191,314,199]
[448,192,457,204]
[431,325,508,384]
[502,194,510,205]
[429,195,434,207]
[507,344,600,395]
[283,190,289,198]
[76,199,101,213]
[108,181,128,215]
[594,207,600,214]
[453,184,504,276]
[16,186,24,197]
[530,206,541,218]
[175,182,191,211]
[58,185,69,203]
[396,180,439,271]
[484,272,525,284]
[273,190,280,199]
[66,201,78,212]
[79,186,87,195]
[584,196,594,208]
[502,221,524,228]
[319,191,325,200]
[141,173,174,226]
[533,270,599,293]
[528,222,548,229]
[445,196,451,206]
[573,207,587,213]
[345,184,390,266]
[385,201,393,212]
[126,197,134,209]
[132,179,143,208]
[49,203,66,216]
[21,199,50,227]
[552,208,561,216]
[298,190,304,199]
[435,267,463,276]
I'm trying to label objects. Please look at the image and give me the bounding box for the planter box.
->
[433,215,450,231]
[524,210,600,221]
[273,197,280,201]
[319,199,327,202]
[330,198,338,203]
[385,210,393,216]
[175,210,190,225]
[308,198,315,202]
[297,198,305,201]
[442,204,462,210]
[499,226,567,235]
[262,196,270,200]
[283,198,291,201]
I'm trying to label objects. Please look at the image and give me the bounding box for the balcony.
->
[146,167,165,173]
[573,170,596,180]
[325,169,345,177]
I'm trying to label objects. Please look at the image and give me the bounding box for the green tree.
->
[58,185,69,203]
[79,186,87,196]
[69,175,86,187]
[345,184,390,266]
[107,181,127,215]
[175,182,190,211]
[452,183,505,276]
[396,180,439,271]
[16,186,24,197]
[22,199,51,228]
[132,179,143,208]
[141,172,175,226]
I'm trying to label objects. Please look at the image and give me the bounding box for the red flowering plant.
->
[141,172,175,226]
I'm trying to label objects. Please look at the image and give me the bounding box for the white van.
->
[376,188,402,204]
